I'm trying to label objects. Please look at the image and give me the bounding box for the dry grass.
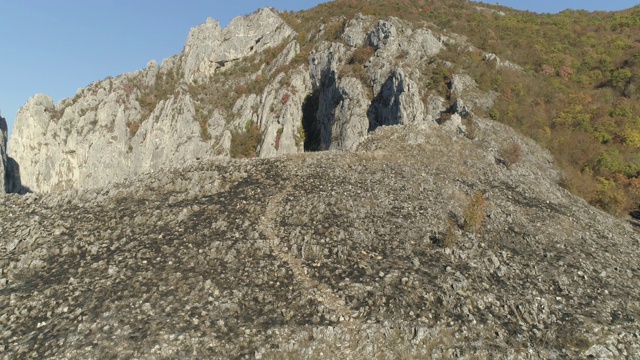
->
[443,217,458,248]
[499,142,523,168]
[463,192,486,234]
[126,120,141,137]
[463,117,479,140]
[350,46,375,65]
[230,121,262,158]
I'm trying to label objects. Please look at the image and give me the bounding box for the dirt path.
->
[259,160,358,325]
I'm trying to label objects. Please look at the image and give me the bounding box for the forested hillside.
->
[280,0,640,215]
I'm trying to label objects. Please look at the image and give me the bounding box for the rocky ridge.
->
[0,114,20,194]
[9,8,498,193]
[1,123,639,358]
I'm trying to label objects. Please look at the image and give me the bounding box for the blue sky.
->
[1,0,638,137]
[493,0,637,13]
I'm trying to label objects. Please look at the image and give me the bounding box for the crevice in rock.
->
[248,36,265,53]
[1,115,29,194]
[302,69,343,151]
[302,90,321,152]
[6,157,30,194]
[436,103,456,125]
[367,73,402,132]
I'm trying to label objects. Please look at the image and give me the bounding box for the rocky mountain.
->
[8,2,640,217]
[8,7,492,194]
[3,1,640,358]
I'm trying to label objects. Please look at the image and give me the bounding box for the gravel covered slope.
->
[1,123,639,359]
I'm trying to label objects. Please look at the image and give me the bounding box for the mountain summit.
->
[9,7,456,194]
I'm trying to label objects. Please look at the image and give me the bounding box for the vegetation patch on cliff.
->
[230,120,262,158]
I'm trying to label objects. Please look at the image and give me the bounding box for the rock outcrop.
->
[8,9,489,193]
[0,113,20,193]
[8,8,300,193]
[367,69,427,131]
[1,124,638,358]
[483,52,523,71]
[182,8,295,81]
[0,113,9,192]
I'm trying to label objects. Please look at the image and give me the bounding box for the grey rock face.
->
[0,113,8,192]
[329,77,370,150]
[258,68,312,158]
[483,52,523,71]
[449,73,496,112]
[341,14,374,48]
[8,10,513,193]
[183,8,295,81]
[315,67,344,150]
[8,9,298,193]
[368,69,426,131]
[304,16,448,152]
[366,18,444,94]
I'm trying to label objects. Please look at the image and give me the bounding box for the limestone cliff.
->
[0,113,8,192]
[183,9,295,81]
[9,8,298,193]
[0,113,20,193]
[9,9,495,193]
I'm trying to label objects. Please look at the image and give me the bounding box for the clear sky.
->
[490,0,638,14]
[1,1,638,138]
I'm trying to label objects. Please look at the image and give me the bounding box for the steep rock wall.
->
[0,113,21,193]
[183,8,295,81]
[9,8,298,193]
[0,113,8,192]
[10,10,498,193]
